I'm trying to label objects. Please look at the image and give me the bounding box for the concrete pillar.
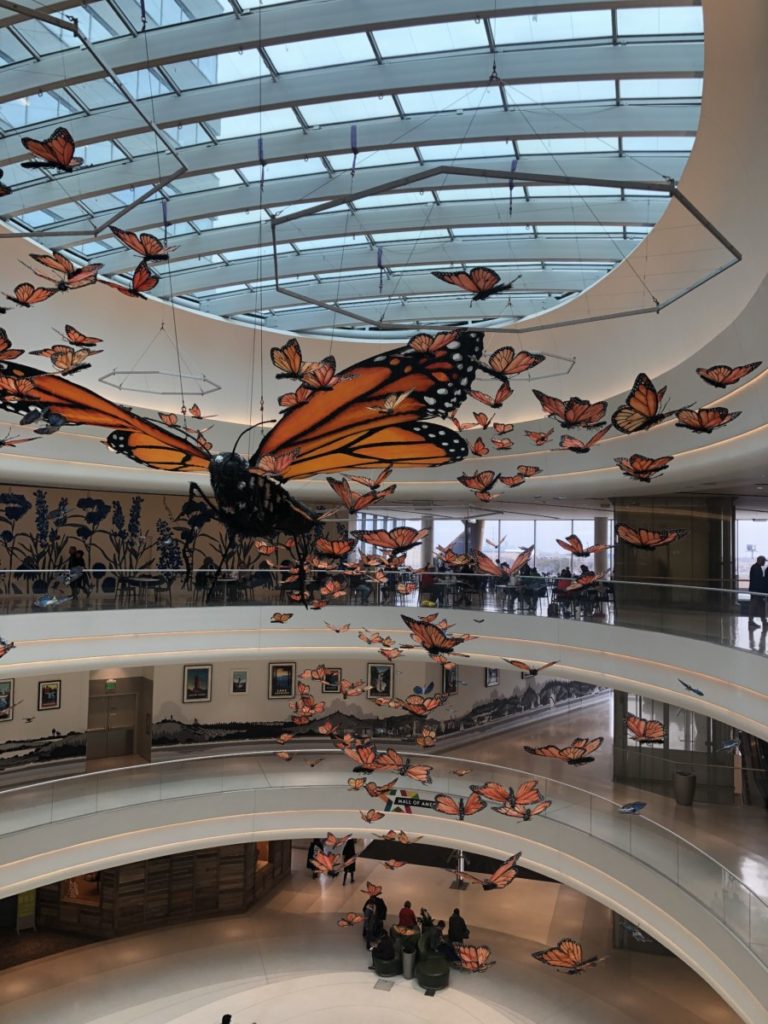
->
[594,516,609,575]
[420,515,434,567]
[467,519,484,555]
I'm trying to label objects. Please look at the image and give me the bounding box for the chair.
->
[372,954,402,977]
[415,956,450,991]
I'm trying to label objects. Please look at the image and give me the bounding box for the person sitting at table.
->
[555,566,574,616]
[417,563,436,602]
[368,930,396,968]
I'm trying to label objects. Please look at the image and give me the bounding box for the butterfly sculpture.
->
[458,852,522,890]
[110,226,175,261]
[615,523,687,549]
[532,938,602,974]
[679,678,704,696]
[0,330,487,581]
[432,266,515,302]
[21,127,83,172]
[556,534,611,558]
[524,737,603,766]
[614,453,673,482]
[611,373,672,433]
[533,391,607,429]
[625,713,666,744]
[434,791,487,820]
[675,407,741,433]
[696,362,761,388]
[454,945,496,971]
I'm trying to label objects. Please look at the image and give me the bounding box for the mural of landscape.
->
[0,678,603,772]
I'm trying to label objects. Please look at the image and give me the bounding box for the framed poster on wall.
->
[38,679,61,710]
[367,664,393,699]
[269,663,295,699]
[232,670,248,694]
[485,668,499,688]
[0,679,14,721]
[183,665,212,703]
[321,668,342,694]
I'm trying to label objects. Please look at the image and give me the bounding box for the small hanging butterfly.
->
[614,454,673,482]
[559,424,610,454]
[58,324,103,348]
[105,261,159,299]
[675,407,741,433]
[484,346,544,377]
[696,362,761,388]
[21,127,83,172]
[109,226,175,261]
[360,808,386,822]
[525,428,553,447]
[432,266,515,302]
[469,382,512,408]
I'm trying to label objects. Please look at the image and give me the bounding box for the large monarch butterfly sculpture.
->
[0,330,486,562]
[696,362,761,389]
[615,523,688,550]
[454,945,496,971]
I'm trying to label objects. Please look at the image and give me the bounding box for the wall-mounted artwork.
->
[367,664,393,699]
[183,665,212,703]
[0,679,14,721]
[269,663,295,699]
[38,679,61,710]
[442,666,458,695]
[485,668,499,688]
[321,668,342,694]
[232,670,247,694]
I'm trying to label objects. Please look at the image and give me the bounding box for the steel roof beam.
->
[0,41,702,157]
[117,195,665,267]
[0,0,701,100]
[155,236,631,297]
[186,267,602,315]
[5,105,694,220]
[204,290,555,321]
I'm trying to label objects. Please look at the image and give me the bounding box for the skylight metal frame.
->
[270,162,741,334]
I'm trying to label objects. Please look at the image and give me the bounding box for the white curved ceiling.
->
[0,0,703,332]
[0,0,767,509]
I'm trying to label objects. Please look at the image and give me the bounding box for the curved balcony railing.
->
[1,749,766,968]
[0,567,762,655]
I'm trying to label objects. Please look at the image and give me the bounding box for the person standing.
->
[341,837,356,885]
[307,837,323,878]
[447,907,469,945]
[748,555,767,629]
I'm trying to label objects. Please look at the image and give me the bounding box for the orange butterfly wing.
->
[110,226,171,260]
[470,780,510,802]
[487,347,545,376]
[254,331,484,479]
[64,325,102,348]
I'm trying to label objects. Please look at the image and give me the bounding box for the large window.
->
[736,514,768,587]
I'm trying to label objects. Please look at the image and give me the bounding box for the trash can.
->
[673,771,696,806]
[402,949,416,980]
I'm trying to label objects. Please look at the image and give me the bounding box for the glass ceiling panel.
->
[373,21,488,58]
[265,33,374,73]
[620,77,703,99]
[245,156,329,183]
[0,1,703,332]
[298,95,399,126]
[327,147,418,171]
[516,137,619,154]
[201,48,266,84]
[491,10,613,45]
[504,81,616,105]
[617,7,703,36]
[211,107,301,138]
[398,87,502,115]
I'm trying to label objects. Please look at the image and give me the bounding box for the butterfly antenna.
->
[233,419,274,455]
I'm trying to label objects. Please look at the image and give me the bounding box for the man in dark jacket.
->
[748,555,767,629]
[448,907,469,944]
[369,931,396,969]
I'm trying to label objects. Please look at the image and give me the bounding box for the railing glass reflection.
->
[0,567,761,654]
[0,748,766,965]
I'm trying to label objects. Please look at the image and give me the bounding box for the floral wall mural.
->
[0,483,300,593]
